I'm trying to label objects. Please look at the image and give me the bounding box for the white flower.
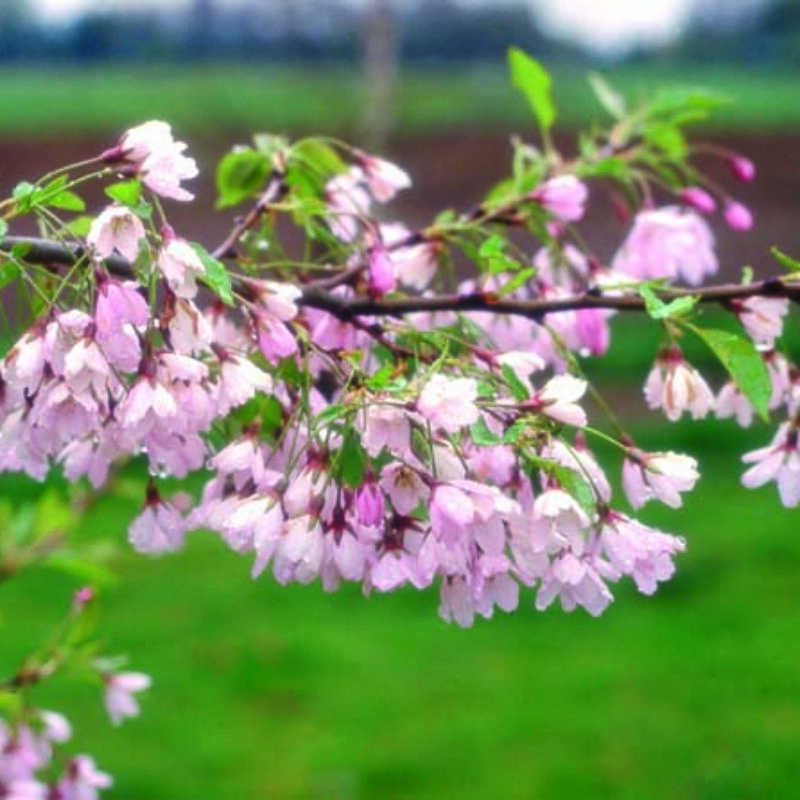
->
[417,374,479,433]
[158,238,206,299]
[644,350,713,421]
[613,207,717,286]
[104,671,151,725]
[87,204,146,262]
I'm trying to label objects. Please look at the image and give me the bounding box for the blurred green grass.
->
[1,63,799,136]
[2,408,799,799]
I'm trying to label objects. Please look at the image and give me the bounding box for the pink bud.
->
[74,586,95,607]
[680,187,716,215]
[727,154,755,183]
[724,201,753,231]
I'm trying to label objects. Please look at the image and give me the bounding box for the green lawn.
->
[1,63,799,137]
[2,410,799,799]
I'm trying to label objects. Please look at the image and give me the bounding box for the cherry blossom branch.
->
[3,235,800,322]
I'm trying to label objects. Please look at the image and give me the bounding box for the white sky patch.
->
[529,0,692,55]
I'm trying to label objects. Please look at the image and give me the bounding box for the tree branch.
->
[3,235,800,323]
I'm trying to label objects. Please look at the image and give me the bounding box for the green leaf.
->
[191,243,234,306]
[501,363,531,402]
[0,219,6,240]
[694,327,771,421]
[498,267,536,296]
[552,463,596,517]
[292,139,347,178]
[12,181,37,213]
[470,417,504,446]
[0,259,20,289]
[638,283,699,320]
[46,190,85,212]
[771,246,800,273]
[524,454,596,516]
[588,73,626,119]
[478,234,520,275]
[67,216,93,237]
[508,48,556,134]
[216,149,270,209]
[105,179,142,207]
[314,403,347,428]
[643,123,687,161]
[339,429,366,489]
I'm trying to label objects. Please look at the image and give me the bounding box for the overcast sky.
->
[29,0,769,55]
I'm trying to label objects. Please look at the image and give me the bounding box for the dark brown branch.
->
[211,174,286,260]
[3,235,800,322]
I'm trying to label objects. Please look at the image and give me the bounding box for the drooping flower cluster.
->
[0,710,111,800]
[0,108,789,636]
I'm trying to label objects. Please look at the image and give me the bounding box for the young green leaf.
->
[470,417,504,446]
[508,48,556,134]
[638,283,699,320]
[191,243,234,306]
[106,179,142,207]
[339,429,366,488]
[588,73,626,119]
[693,327,771,421]
[502,363,531,402]
[771,247,800,273]
[0,259,20,289]
[216,149,270,209]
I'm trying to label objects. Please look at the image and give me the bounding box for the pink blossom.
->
[742,422,800,507]
[56,755,113,800]
[157,237,205,299]
[256,313,297,364]
[644,348,713,421]
[363,404,411,457]
[95,278,148,340]
[715,380,754,427]
[165,298,213,354]
[273,515,324,584]
[532,175,588,222]
[87,204,146,262]
[128,486,186,554]
[325,167,371,241]
[724,201,753,231]
[357,152,411,203]
[367,243,396,296]
[216,355,272,415]
[354,481,385,528]
[115,120,173,162]
[599,511,686,595]
[622,449,699,509]
[529,375,588,427]
[612,207,717,286]
[111,121,198,202]
[680,186,716,214]
[733,296,789,347]
[254,281,302,321]
[394,243,440,289]
[103,671,151,725]
[379,462,430,515]
[417,374,479,433]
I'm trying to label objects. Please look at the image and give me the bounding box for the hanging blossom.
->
[644,347,714,422]
[612,206,717,286]
[102,120,199,202]
[2,118,774,631]
[0,709,112,799]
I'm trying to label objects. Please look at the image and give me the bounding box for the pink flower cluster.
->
[0,710,111,800]
[4,118,781,629]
